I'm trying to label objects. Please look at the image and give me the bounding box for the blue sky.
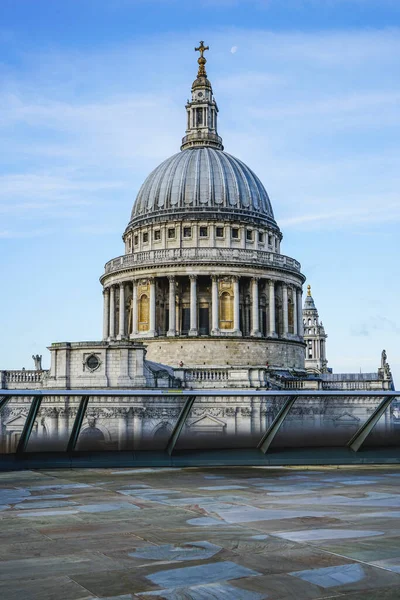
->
[1,0,399,385]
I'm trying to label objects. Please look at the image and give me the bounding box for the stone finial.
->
[307,284,312,297]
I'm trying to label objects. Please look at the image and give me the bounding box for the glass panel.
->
[363,397,400,448]
[25,396,82,452]
[175,395,267,451]
[73,396,186,452]
[0,396,33,454]
[270,395,384,449]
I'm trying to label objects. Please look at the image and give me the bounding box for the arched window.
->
[219,291,233,329]
[308,318,311,326]
[138,294,149,331]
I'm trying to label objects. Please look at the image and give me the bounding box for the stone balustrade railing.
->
[322,381,372,391]
[184,369,229,383]
[1,370,46,389]
[104,248,301,276]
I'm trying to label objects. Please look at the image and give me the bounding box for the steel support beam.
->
[16,396,42,454]
[0,396,9,413]
[348,395,397,452]
[67,396,89,453]
[166,396,196,456]
[258,395,297,454]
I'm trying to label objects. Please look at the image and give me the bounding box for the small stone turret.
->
[303,285,328,373]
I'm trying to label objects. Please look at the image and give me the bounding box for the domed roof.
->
[127,43,279,231]
[130,147,277,228]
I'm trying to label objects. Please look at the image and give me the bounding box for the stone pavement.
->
[0,466,400,599]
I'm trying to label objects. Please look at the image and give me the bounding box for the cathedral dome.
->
[129,147,277,228]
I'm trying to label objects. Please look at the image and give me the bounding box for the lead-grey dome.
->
[130,147,277,228]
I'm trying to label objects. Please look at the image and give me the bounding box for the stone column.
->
[102,287,110,340]
[58,408,68,445]
[149,278,156,336]
[109,285,115,339]
[292,287,298,336]
[251,277,261,337]
[211,275,219,335]
[131,279,138,338]
[233,276,241,335]
[117,408,128,450]
[189,275,198,336]
[297,288,304,337]
[268,280,276,337]
[251,399,261,435]
[118,282,126,339]
[132,407,143,450]
[167,276,176,337]
[282,284,289,336]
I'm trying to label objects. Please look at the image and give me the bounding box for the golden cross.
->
[195,41,209,59]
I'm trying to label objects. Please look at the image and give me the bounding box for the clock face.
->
[197,92,203,98]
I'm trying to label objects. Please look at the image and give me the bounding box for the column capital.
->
[251,276,260,283]
[189,274,197,281]
[268,279,276,287]
[211,274,219,283]
[167,275,176,282]
[231,275,240,282]
[103,287,110,295]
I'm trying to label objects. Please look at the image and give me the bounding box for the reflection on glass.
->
[0,394,398,454]
[270,395,385,449]
[0,396,33,454]
[363,398,400,448]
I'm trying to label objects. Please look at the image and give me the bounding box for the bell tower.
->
[303,285,328,374]
[181,41,224,151]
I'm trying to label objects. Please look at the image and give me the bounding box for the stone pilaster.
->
[102,287,110,340]
[211,275,220,335]
[189,275,198,336]
[130,279,138,338]
[167,276,176,337]
[109,285,115,339]
[292,287,298,336]
[149,277,156,337]
[232,276,241,336]
[268,280,276,337]
[282,284,289,337]
[251,277,261,337]
[117,282,126,340]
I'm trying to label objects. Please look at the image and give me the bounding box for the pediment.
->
[4,414,27,426]
[189,414,226,428]
[333,412,360,423]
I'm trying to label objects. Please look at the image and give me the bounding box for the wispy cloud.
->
[351,316,400,337]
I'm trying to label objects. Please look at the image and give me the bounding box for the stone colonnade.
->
[102,275,304,341]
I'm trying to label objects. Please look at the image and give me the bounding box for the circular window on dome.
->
[85,354,100,372]
[197,92,203,98]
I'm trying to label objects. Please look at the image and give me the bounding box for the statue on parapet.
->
[32,354,42,371]
[381,349,387,368]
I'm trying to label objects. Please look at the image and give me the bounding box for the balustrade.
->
[104,248,301,275]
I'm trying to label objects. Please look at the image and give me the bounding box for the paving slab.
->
[1,466,400,599]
